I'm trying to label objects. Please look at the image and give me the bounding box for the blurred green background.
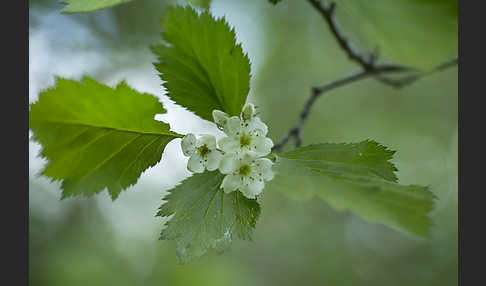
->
[29,0,457,285]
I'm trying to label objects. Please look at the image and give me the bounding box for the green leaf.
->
[157,171,260,264]
[152,5,251,122]
[268,0,282,4]
[267,141,435,237]
[60,0,134,13]
[29,76,182,200]
[279,140,399,182]
[336,0,457,69]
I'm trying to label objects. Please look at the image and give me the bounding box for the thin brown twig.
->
[373,58,458,88]
[272,70,370,152]
[272,0,458,152]
[306,0,412,74]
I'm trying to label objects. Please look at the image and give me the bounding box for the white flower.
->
[219,152,274,199]
[181,133,223,173]
[218,116,274,156]
[182,104,274,197]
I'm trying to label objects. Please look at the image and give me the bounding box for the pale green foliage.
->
[267,141,435,237]
[152,5,251,121]
[337,0,457,69]
[29,77,181,199]
[60,0,134,13]
[157,171,260,264]
[30,2,445,267]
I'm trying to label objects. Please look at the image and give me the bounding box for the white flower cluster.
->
[181,103,274,199]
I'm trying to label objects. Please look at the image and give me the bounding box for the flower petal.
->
[199,134,217,149]
[240,151,258,165]
[218,136,240,153]
[181,134,197,156]
[219,153,239,174]
[223,116,242,136]
[253,158,274,181]
[248,117,268,136]
[240,180,264,199]
[187,154,204,173]
[221,174,241,193]
[206,150,223,171]
[251,136,274,156]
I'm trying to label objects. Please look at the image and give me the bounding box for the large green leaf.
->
[336,0,457,69]
[157,171,260,264]
[152,5,251,122]
[267,141,435,237]
[60,0,134,13]
[29,76,182,199]
[279,140,399,182]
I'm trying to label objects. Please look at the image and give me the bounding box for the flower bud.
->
[241,103,255,121]
[212,110,229,128]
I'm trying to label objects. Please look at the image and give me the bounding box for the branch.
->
[307,0,458,86]
[272,0,458,153]
[306,0,412,73]
[308,0,366,66]
[373,58,458,88]
[306,0,459,87]
[272,58,457,153]
[272,70,370,152]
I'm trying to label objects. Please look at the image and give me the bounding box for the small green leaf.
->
[29,76,182,199]
[152,5,251,122]
[157,171,260,264]
[60,0,134,13]
[268,141,435,237]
